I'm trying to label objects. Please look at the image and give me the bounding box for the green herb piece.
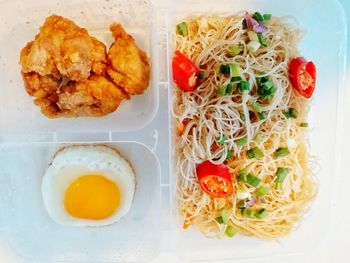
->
[257,79,277,100]
[275,167,289,184]
[217,135,228,145]
[240,112,246,121]
[258,33,268,47]
[252,12,264,23]
[246,174,261,187]
[251,102,262,113]
[198,71,205,79]
[217,86,227,96]
[247,40,261,52]
[226,149,234,159]
[242,208,256,218]
[226,83,233,94]
[258,112,267,120]
[236,136,247,146]
[248,31,259,41]
[225,225,237,237]
[177,22,188,36]
[255,185,270,197]
[216,216,224,224]
[238,81,251,94]
[255,208,269,219]
[230,44,242,56]
[283,108,298,119]
[219,64,231,74]
[231,76,242,82]
[263,14,272,21]
[300,122,309,127]
[229,64,241,77]
[221,209,229,224]
[237,169,248,182]
[274,147,290,158]
[247,147,264,159]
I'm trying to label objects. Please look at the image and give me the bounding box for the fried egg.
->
[42,145,135,226]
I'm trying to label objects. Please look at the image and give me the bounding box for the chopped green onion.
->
[236,190,251,200]
[242,208,256,218]
[237,169,248,182]
[240,112,246,121]
[226,83,233,94]
[225,225,237,237]
[283,108,298,119]
[275,167,288,184]
[255,185,270,197]
[257,33,268,47]
[238,81,251,94]
[221,209,229,224]
[255,133,267,144]
[217,86,227,96]
[256,76,269,86]
[255,208,269,219]
[263,14,272,21]
[198,71,205,79]
[252,12,264,23]
[231,76,242,82]
[274,147,290,158]
[217,135,228,145]
[230,44,242,56]
[300,122,309,127]
[247,40,261,52]
[226,149,233,159]
[237,201,245,210]
[219,64,231,74]
[247,147,264,159]
[236,136,247,146]
[257,79,277,100]
[229,64,241,77]
[246,174,261,187]
[216,216,224,224]
[176,22,188,36]
[258,112,267,120]
[248,31,259,41]
[251,102,262,113]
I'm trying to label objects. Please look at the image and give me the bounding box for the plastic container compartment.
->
[168,0,347,262]
[0,0,346,263]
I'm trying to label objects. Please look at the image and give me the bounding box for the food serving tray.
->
[0,0,346,262]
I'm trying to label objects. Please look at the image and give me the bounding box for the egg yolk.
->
[64,175,121,220]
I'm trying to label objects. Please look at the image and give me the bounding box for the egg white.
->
[42,145,135,227]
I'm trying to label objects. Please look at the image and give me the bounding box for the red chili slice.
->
[196,160,234,198]
[172,50,200,92]
[288,57,316,99]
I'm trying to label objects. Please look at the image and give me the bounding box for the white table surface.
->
[1,1,349,262]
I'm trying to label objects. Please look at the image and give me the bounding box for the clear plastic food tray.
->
[0,0,346,262]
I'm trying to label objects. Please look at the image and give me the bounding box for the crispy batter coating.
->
[20,15,107,82]
[107,23,150,95]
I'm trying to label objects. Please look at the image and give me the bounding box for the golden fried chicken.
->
[20,15,107,82]
[34,75,126,118]
[107,23,150,95]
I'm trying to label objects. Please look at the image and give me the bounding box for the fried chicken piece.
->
[34,75,126,118]
[22,72,60,99]
[20,15,107,82]
[107,23,150,95]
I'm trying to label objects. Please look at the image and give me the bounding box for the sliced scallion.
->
[248,31,259,41]
[238,81,251,94]
[219,64,231,74]
[275,167,288,184]
[226,149,233,159]
[236,136,247,146]
[242,208,256,218]
[247,40,261,52]
[226,83,233,94]
[240,112,246,121]
[247,147,264,159]
[221,209,229,224]
[225,225,237,237]
[231,76,242,82]
[251,102,262,113]
[255,185,270,198]
[246,174,261,187]
[198,71,205,79]
[217,135,228,145]
[258,112,267,120]
[237,169,248,182]
[229,64,241,77]
[216,216,224,224]
[263,14,272,21]
[217,86,227,96]
[274,147,290,158]
[255,208,269,219]
[257,33,268,47]
[252,12,264,23]
[176,22,188,36]
[283,108,298,119]
[230,44,242,56]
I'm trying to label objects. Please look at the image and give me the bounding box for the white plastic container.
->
[0,0,346,262]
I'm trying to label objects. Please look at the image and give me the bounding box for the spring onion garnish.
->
[216,216,223,224]
[258,33,268,47]
[283,108,298,119]
[246,174,261,187]
[198,71,205,79]
[248,31,259,41]
[221,209,229,224]
[247,40,261,52]
[229,64,241,77]
[219,64,231,74]
[263,14,272,21]
[258,112,267,120]
[236,136,247,146]
[231,76,242,82]
[226,149,233,159]
[300,122,309,127]
[237,169,248,182]
[240,112,246,121]
[230,44,242,56]
[275,167,288,184]
[255,208,269,219]
[247,147,264,159]
[226,83,233,94]
[217,135,228,145]
[274,147,290,158]
[257,78,277,100]
[225,225,237,237]
[255,185,270,197]
[177,22,188,36]
[252,12,264,23]
[251,101,262,113]
[217,86,227,96]
[242,208,256,218]
[238,80,251,94]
